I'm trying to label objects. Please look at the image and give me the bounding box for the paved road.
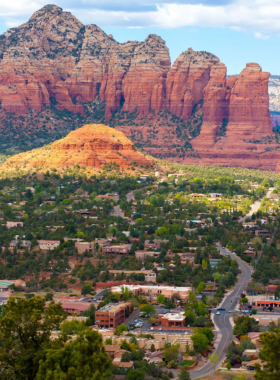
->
[126,191,135,202]
[190,246,253,379]
[112,205,125,218]
[81,289,107,303]
[240,187,274,222]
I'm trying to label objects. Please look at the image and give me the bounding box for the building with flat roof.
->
[100,331,193,352]
[75,241,95,255]
[111,285,191,300]
[108,270,156,283]
[6,221,24,229]
[158,312,186,328]
[95,302,131,329]
[135,251,160,260]
[102,245,129,254]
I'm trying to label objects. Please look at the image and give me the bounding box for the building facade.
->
[95,302,131,329]
[75,241,95,254]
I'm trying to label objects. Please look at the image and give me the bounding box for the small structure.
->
[9,240,31,251]
[111,285,191,300]
[75,241,95,255]
[6,221,24,229]
[158,312,186,328]
[135,251,160,260]
[95,302,131,329]
[38,240,60,250]
[0,280,14,291]
[102,245,129,254]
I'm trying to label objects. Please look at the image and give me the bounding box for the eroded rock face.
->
[188,63,277,170]
[166,49,220,119]
[3,124,152,169]
[0,4,276,171]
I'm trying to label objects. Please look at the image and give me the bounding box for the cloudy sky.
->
[0,0,279,74]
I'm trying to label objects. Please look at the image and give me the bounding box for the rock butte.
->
[0,4,279,170]
[3,124,152,169]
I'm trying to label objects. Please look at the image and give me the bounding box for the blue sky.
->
[0,0,280,75]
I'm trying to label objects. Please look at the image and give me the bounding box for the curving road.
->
[190,246,253,379]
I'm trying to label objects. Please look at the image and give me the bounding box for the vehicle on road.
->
[217,308,225,311]
[216,312,220,315]
[150,327,154,330]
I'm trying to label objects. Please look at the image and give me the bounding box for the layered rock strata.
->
[3,124,152,169]
[0,4,277,171]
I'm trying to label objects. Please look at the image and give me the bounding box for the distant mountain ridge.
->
[0,4,279,171]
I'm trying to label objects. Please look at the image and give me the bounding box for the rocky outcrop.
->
[3,124,152,169]
[0,4,277,171]
[166,49,220,119]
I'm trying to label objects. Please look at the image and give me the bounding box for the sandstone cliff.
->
[0,4,277,171]
[3,124,152,170]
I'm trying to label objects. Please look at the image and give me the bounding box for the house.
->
[111,285,192,300]
[144,239,167,251]
[38,240,60,250]
[209,259,222,268]
[75,241,95,255]
[178,254,195,265]
[135,250,160,260]
[108,270,157,283]
[102,245,129,254]
[247,332,262,345]
[0,280,14,291]
[210,193,223,198]
[9,240,31,251]
[158,312,186,328]
[52,302,90,315]
[6,221,24,229]
[255,230,270,237]
[95,302,131,329]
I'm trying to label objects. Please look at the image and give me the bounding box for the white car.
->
[150,327,154,330]
[159,328,162,331]
[216,312,220,315]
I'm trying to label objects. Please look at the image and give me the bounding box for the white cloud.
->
[0,0,280,39]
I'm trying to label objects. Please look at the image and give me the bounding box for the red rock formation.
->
[187,63,277,171]
[0,4,277,171]
[165,49,220,119]
[3,124,152,170]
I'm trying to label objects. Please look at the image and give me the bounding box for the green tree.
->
[164,344,180,362]
[226,361,232,371]
[114,323,128,336]
[255,328,280,380]
[0,296,65,380]
[233,315,259,337]
[275,286,280,300]
[196,282,205,293]
[200,327,214,343]
[44,292,53,301]
[209,353,219,369]
[60,320,86,335]
[195,302,208,316]
[121,351,132,362]
[126,369,144,380]
[140,304,156,317]
[191,333,209,353]
[81,283,92,295]
[151,343,155,352]
[36,329,112,380]
[81,304,96,325]
[184,309,196,325]
[178,368,191,380]
[157,294,165,304]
